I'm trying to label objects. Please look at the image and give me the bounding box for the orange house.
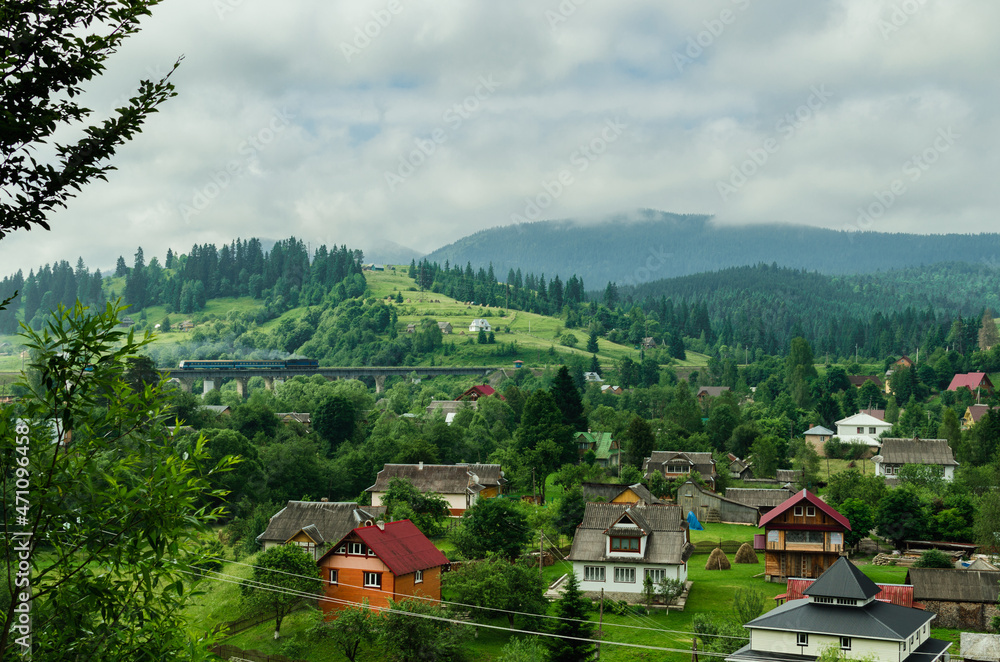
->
[317,520,449,616]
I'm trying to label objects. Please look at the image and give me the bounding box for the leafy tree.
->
[554,485,587,537]
[619,464,643,485]
[307,601,376,662]
[876,485,926,549]
[381,478,450,537]
[444,555,548,627]
[1,1,180,239]
[693,613,747,654]
[513,389,575,502]
[706,402,740,451]
[897,464,945,492]
[0,302,233,659]
[749,435,780,479]
[452,498,531,559]
[728,422,760,458]
[938,407,962,450]
[545,572,594,662]
[839,498,876,550]
[313,394,357,450]
[857,380,886,411]
[648,471,670,498]
[478,328,488,344]
[380,598,470,662]
[733,587,766,624]
[825,469,886,508]
[241,544,322,639]
[913,549,954,568]
[973,490,1000,554]
[497,636,546,662]
[793,441,822,490]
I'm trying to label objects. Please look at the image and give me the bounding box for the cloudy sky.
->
[2,0,998,275]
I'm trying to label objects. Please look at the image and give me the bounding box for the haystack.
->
[705,547,731,570]
[734,543,759,564]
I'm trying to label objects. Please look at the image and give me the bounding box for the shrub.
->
[913,549,954,568]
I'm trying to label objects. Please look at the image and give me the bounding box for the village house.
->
[803,425,835,455]
[583,371,604,383]
[729,557,951,662]
[696,386,730,404]
[834,412,892,448]
[468,318,491,333]
[568,502,694,602]
[425,399,476,425]
[580,482,663,505]
[437,321,452,334]
[871,437,958,481]
[276,412,311,429]
[676,480,759,525]
[601,384,624,395]
[848,375,883,389]
[759,489,850,582]
[963,404,999,429]
[726,454,754,480]
[317,519,449,617]
[366,463,506,516]
[725,487,797,518]
[456,384,503,401]
[906,567,1000,631]
[642,451,717,491]
[574,431,620,468]
[948,372,995,398]
[405,323,416,333]
[642,337,657,349]
[256,500,387,560]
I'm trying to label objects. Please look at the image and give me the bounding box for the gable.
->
[759,489,850,530]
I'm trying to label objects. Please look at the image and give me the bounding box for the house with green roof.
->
[575,431,620,468]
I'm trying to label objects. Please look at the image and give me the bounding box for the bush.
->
[913,549,954,568]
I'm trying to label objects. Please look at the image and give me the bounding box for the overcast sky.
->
[2,0,998,276]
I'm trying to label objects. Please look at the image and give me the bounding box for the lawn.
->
[688,521,758,546]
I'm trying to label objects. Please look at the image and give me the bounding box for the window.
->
[793,506,804,517]
[614,567,636,583]
[584,566,605,582]
[869,427,876,434]
[806,506,816,517]
[840,637,851,650]
[337,545,346,554]
[786,530,824,544]
[830,532,843,546]
[415,569,423,584]
[610,537,640,552]
[797,633,808,646]
[329,569,338,585]
[857,426,863,434]
[813,596,834,604]
[645,568,666,583]
[368,548,377,558]
[767,530,779,543]
[836,598,857,606]
[348,542,364,555]
[363,572,381,588]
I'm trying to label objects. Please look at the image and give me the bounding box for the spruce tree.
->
[546,572,594,662]
[551,365,586,431]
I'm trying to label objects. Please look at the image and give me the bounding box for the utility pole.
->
[539,529,543,579]
[596,588,604,660]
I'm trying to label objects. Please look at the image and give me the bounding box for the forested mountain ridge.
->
[424,210,1000,287]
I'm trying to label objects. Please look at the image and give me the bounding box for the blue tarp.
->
[687,510,704,530]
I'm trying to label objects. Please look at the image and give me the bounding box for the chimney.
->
[419,461,423,470]
[377,520,385,530]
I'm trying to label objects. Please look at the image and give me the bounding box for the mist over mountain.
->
[424,210,1000,287]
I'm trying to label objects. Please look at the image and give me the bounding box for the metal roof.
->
[877,438,958,466]
[803,558,880,600]
[341,520,449,576]
[803,426,834,436]
[746,599,934,640]
[758,489,851,530]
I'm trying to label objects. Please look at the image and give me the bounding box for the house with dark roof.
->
[676,480,759,525]
[256,501,388,559]
[963,404,999,430]
[728,557,951,662]
[947,372,995,397]
[725,487,797,516]
[643,451,717,490]
[905,567,1000,631]
[579,482,664,505]
[317,520,449,616]
[366,463,506,516]
[848,375,883,389]
[759,489,851,582]
[437,321,452,334]
[727,453,754,480]
[575,431,620,467]
[567,502,694,601]
[871,438,959,482]
[696,386,730,403]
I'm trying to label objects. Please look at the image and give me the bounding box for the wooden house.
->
[947,372,995,398]
[643,451,717,490]
[905,568,1000,631]
[574,431,620,467]
[317,520,448,616]
[456,384,502,401]
[759,489,850,582]
[676,480,759,525]
[963,404,999,429]
[724,487,797,517]
[871,437,958,481]
[256,500,387,560]
[366,463,505,516]
[437,321,452,334]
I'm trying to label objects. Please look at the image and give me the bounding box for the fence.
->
[692,540,746,555]
[211,600,309,637]
[208,643,308,662]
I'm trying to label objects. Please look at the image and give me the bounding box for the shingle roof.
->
[746,598,934,640]
[966,404,998,424]
[803,426,834,436]
[347,520,449,576]
[876,438,958,466]
[848,375,883,388]
[803,558,881,600]
[567,503,693,566]
[725,488,797,508]
[697,386,730,398]
[581,482,629,502]
[365,463,505,494]
[948,372,993,391]
[906,568,1000,603]
[758,489,851,530]
[775,469,802,483]
[257,501,387,544]
[643,451,715,478]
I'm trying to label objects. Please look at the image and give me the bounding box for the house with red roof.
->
[759,489,851,582]
[947,372,995,398]
[456,384,504,401]
[317,520,449,617]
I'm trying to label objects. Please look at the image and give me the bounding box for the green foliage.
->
[876,485,926,549]
[897,463,945,492]
[733,586,767,624]
[241,544,322,638]
[513,389,575,501]
[553,485,587,537]
[658,577,685,603]
[621,415,656,467]
[313,394,358,450]
[913,549,955,568]
[497,636,546,662]
[793,440,822,489]
[693,613,747,655]
[307,601,376,662]
[825,469,886,508]
[839,498,876,549]
[380,598,470,662]
[545,572,594,662]
[381,478,450,537]
[749,435,780,479]
[451,498,531,559]
[0,302,234,659]
[619,464,643,485]
[973,490,1000,554]
[443,555,548,627]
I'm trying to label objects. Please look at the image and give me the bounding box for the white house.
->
[834,412,892,448]
[365,463,505,516]
[728,557,951,662]
[871,437,958,481]
[469,319,491,333]
[567,502,694,601]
